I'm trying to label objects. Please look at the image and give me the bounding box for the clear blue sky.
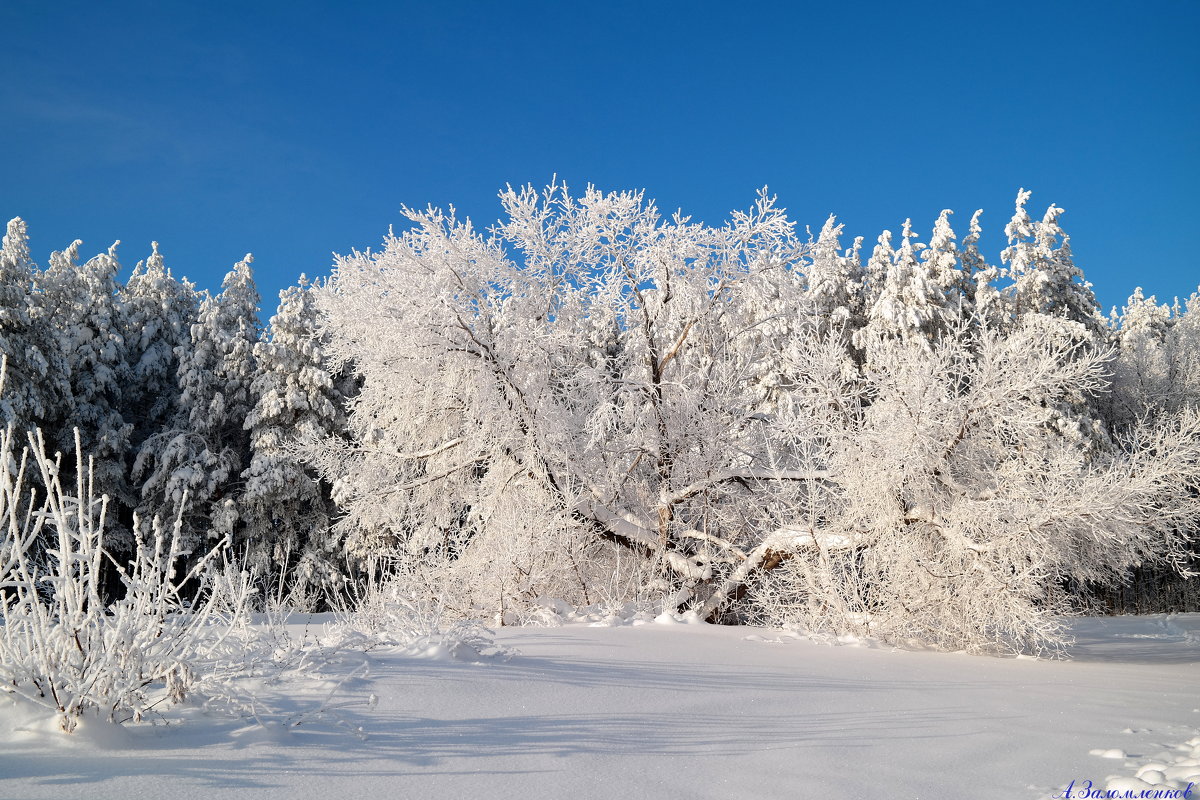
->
[3,0,1197,316]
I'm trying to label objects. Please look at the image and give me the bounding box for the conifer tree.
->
[1109,288,1178,425]
[120,243,200,453]
[135,256,260,550]
[843,234,867,331]
[859,220,947,351]
[1002,191,1109,445]
[1003,189,1104,338]
[853,230,895,354]
[803,216,858,337]
[921,209,962,325]
[241,278,346,586]
[859,228,892,316]
[961,209,1005,326]
[38,240,133,549]
[0,219,62,435]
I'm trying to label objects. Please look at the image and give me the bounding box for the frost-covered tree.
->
[852,230,894,353]
[858,219,949,354]
[858,228,892,320]
[1003,189,1104,338]
[135,256,259,550]
[0,218,63,435]
[1107,288,1175,426]
[1165,296,1200,415]
[241,278,346,586]
[120,242,200,453]
[309,184,812,616]
[921,209,963,322]
[961,209,1005,326]
[1106,289,1200,426]
[842,234,867,332]
[802,216,860,337]
[36,240,133,549]
[1092,289,1200,613]
[747,318,1200,652]
[1000,191,1111,445]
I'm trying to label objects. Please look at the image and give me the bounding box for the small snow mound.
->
[779,628,891,650]
[0,699,135,751]
[742,634,802,644]
[1098,730,1200,793]
[1105,776,1154,792]
[230,720,294,746]
[652,610,705,626]
[398,634,512,663]
[521,597,573,626]
[1136,763,1170,777]
[1164,764,1200,783]
[533,597,573,616]
[1089,748,1127,759]
[1137,769,1167,785]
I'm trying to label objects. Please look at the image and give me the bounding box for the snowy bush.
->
[0,419,243,731]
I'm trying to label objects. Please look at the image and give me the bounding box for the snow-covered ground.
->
[2,614,1198,800]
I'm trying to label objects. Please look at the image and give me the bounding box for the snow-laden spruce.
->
[310,183,1200,652]
[38,238,135,550]
[120,242,200,460]
[240,277,347,591]
[0,219,67,441]
[135,256,260,551]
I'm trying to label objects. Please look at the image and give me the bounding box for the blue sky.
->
[3,0,1197,317]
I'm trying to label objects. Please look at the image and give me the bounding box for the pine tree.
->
[1003,189,1104,338]
[134,256,259,551]
[803,216,858,336]
[859,220,948,351]
[0,219,62,435]
[852,229,896,354]
[921,209,962,326]
[843,234,867,331]
[1108,288,1175,425]
[38,240,134,549]
[961,209,1006,326]
[1119,288,1172,348]
[860,229,892,316]
[241,278,346,587]
[1001,191,1109,445]
[120,243,200,453]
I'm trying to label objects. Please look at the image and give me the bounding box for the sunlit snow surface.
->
[2,614,1198,799]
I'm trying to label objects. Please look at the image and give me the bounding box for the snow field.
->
[0,613,1197,800]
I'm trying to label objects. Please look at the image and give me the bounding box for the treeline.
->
[0,220,348,600]
[2,185,1198,651]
